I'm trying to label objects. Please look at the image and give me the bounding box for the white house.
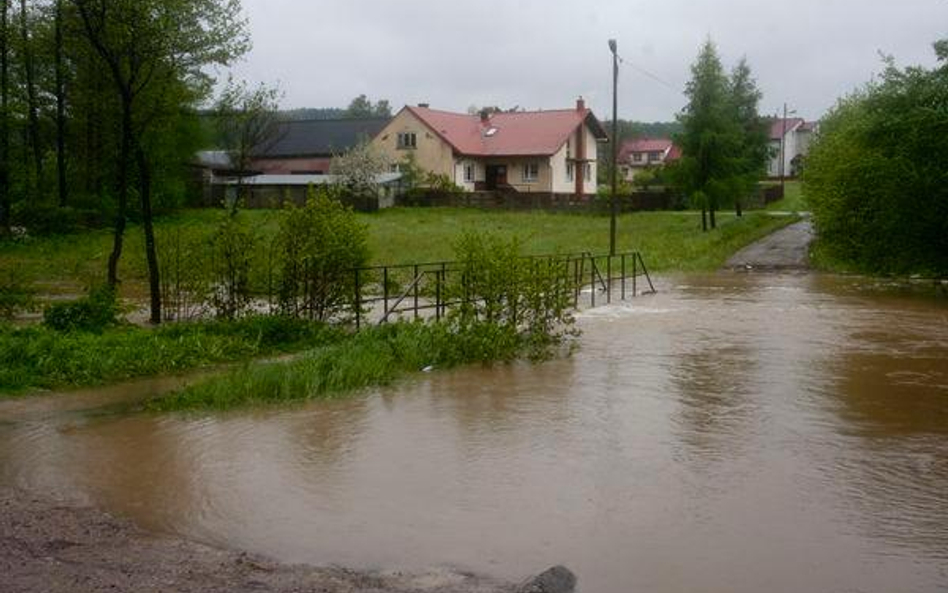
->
[769,118,818,178]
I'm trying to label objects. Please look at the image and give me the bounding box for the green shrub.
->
[275,186,370,321]
[0,269,34,320]
[42,285,120,333]
[209,215,256,319]
[158,223,212,321]
[804,44,948,275]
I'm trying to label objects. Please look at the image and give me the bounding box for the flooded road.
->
[2,273,947,593]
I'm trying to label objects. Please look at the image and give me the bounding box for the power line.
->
[617,55,679,92]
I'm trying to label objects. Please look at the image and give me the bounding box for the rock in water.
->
[518,565,577,593]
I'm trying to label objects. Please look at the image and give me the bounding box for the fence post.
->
[633,253,637,297]
[621,253,626,300]
[435,270,442,321]
[590,256,596,308]
[413,264,420,320]
[383,266,389,321]
[607,255,612,304]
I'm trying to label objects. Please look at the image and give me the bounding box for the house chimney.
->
[576,97,585,112]
[418,102,430,108]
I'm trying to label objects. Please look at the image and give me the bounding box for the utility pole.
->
[609,39,619,256]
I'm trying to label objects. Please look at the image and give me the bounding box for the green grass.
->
[150,320,528,411]
[765,180,807,212]
[0,316,341,396]
[0,207,798,299]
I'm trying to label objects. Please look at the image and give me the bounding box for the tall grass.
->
[0,316,340,395]
[151,321,528,411]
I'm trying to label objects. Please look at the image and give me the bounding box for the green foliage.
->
[209,215,256,319]
[42,284,119,333]
[275,187,370,320]
[150,320,527,411]
[804,41,948,275]
[670,40,767,225]
[450,232,576,356]
[157,222,212,321]
[344,94,392,118]
[0,315,338,394]
[0,268,34,320]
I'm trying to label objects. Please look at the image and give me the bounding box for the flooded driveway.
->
[1,273,947,592]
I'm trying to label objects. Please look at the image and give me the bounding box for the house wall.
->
[251,157,332,175]
[550,124,599,194]
[372,109,456,178]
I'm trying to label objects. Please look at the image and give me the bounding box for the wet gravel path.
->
[725,219,813,271]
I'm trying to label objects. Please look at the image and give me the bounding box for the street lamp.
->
[608,39,618,256]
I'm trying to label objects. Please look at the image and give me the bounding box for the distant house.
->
[371,99,608,197]
[211,173,403,212]
[768,118,817,178]
[250,117,390,175]
[617,138,681,182]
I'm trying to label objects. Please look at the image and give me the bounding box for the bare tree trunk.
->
[735,197,743,218]
[54,0,67,207]
[135,142,161,324]
[710,204,717,229]
[18,0,42,193]
[107,98,131,286]
[701,207,707,232]
[0,0,10,230]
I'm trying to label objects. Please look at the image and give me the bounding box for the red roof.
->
[770,118,805,140]
[403,105,607,157]
[618,137,679,163]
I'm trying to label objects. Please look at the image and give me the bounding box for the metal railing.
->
[350,251,655,329]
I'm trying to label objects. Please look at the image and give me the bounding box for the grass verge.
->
[1,208,799,299]
[0,316,341,396]
[150,320,532,411]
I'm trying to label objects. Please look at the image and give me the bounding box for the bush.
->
[804,44,948,275]
[449,231,577,358]
[0,269,34,320]
[209,216,256,319]
[43,284,120,333]
[11,202,108,235]
[275,186,370,321]
[158,223,212,321]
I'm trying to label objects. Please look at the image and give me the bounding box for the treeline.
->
[805,39,948,276]
[0,0,250,323]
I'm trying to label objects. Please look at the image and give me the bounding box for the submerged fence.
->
[350,251,655,329]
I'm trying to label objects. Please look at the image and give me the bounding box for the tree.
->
[0,0,10,231]
[345,94,391,118]
[53,0,67,207]
[804,39,948,275]
[329,140,390,199]
[671,39,744,230]
[72,0,250,323]
[18,0,42,196]
[214,77,282,215]
[727,57,769,217]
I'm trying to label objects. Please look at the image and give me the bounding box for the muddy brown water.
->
[2,273,947,593]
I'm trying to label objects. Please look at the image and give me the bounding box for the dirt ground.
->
[0,487,532,593]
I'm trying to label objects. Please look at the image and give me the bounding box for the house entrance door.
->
[485,165,507,190]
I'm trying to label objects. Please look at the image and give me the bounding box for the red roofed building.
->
[372,99,608,196]
[768,117,817,178]
[617,137,681,182]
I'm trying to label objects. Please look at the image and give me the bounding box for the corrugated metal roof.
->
[254,118,390,158]
[216,173,402,186]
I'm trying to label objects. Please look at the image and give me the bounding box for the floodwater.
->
[2,273,947,593]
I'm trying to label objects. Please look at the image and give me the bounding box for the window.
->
[523,162,539,182]
[633,153,643,163]
[648,151,662,161]
[584,163,592,181]
[464,163,475,182]
[566,162,574,182]
[397,132,417,149]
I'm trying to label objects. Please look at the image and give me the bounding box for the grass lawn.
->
[765,180,807,212]
[1,207,799,300]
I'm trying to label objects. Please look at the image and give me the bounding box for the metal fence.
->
[349,251,655,329]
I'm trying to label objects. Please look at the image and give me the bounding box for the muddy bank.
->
[0,487,547,593]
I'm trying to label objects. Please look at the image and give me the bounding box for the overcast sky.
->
[225,0,948,122]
